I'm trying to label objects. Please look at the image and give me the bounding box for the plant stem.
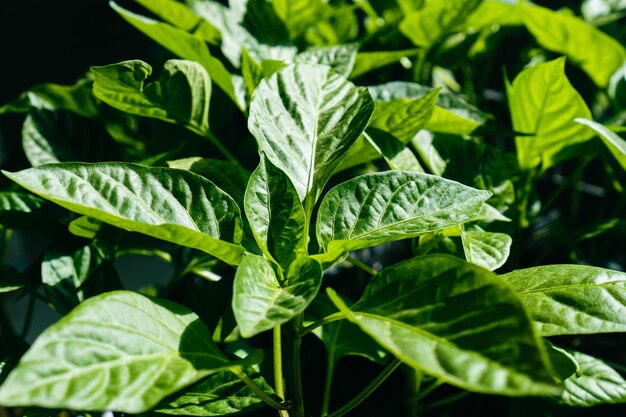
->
[299,313,345,337]
[326,359,401,417]
[205,130,241,167]
[231,367,289,410]
[273,326,290,417]
[285,314,305,417]
[424,391,471,410]
[347,256,377,275]
[320,358,335,416]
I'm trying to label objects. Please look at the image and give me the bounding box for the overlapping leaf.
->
[0,291,233,412]
[328,255,559,396]
[3,163,245,265]
[502,264,626,335]
[576,118,626,171]
[460,227,512,271]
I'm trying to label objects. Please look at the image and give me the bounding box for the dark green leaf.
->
[248,63,375,208]
[502,264,626,336]
[0,291,233,412]
[3,163,245,265]
[0,266,24,294]
[328,255,559,396]
[545,341,580,382]
[233,255,322,338]
[244,156,306,267]
[316,171,491,264]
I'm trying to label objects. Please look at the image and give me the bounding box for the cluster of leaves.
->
[2,0,626,416]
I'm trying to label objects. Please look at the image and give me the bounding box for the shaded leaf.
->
[0,266,24,294]
[502,264,626,336]
[316,171,491,264]
[576,118,626,171]
[0,291,233,412]
[244,156,306,267]
[248,63,374,207]
[3,163,244,265]
[233,255,322,338]
[328,255,559,396]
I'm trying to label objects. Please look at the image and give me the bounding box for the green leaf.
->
[464,0,523,29]
[508,57,593,170]
[560,350,626,407]
[327,255,559,396]
[0,192,45,213]
[502,264,626,336]
[522,4,626,87]
[244,156,306,267]
[42,242,103,315]
[241,50,286,97]
[399,0,482,48]
[3,163,245,266]
[248,63,375,207]
[92,59,211,135]
[272,0,331,39]
[351,49,418,79]
[131,0,221,44]
[545,341,580,382]
[460,227,512,271]
[295,44,359,78]
[110,2,239,108]
[365,129,424,172]
[0,266,24,294]
[233,255,322,338]
[0,291,233,412]
[156,369,275,415]
[576,118,626,171]
[316,171,491,263]
[68,216,102,239]
[167,157,251,210]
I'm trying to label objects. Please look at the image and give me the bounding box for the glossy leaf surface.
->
[248,63,374,206]
[502,265,626,335]
[316,171,491,262]
[0,291,231,412]
[461,228,512,271]
[3,163,244,265]
[328,255,559,396]
[295,44,359,78]
[233,255,322,338]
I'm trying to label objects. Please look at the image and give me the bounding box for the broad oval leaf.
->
[502,264,626,336]
[461,228,512,271]
[316,171,491,263]
[156,369,275,416]
[522,4,626,88]
[328,255,559,396]
[92,59,211,135]
[560,350,626,407]
[248,63,375,207]
[233,255,322,338]
[294,44,359,78]
[575,118,626,171]
[244,155,306,267]
[0,291,232,412]
[508,57,593,170]
[3,163,245,265]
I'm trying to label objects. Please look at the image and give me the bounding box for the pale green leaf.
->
[68,216,102,239]
[316,171,491,264]
[233,255,322,338]
[272,0,331,39]
[110,2,239,108]
[92,59,211,135]
[350,49,418,79]
[460,227,512,271]
[399,0,482,48]
[576,118,626,171]
[502,264,626,336]
[131,0,221,44]
[244,156,306,267]
[508,57,593,170]
[522,4,626,87]
[365,129,424,172]
[248,63,374,207]
[3,163,245,266]
[156,369,274,415]
[0,291,233,412]
[560,350,626,407]
[328,255,559,396]
[464,0,523,29]
[295,44,359,78]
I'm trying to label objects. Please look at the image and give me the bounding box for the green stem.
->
[424,391,471,410]
[273,326,290,417]
[299,313,345,337]
[347,256,377,275]
[327,359,401,417]
[231,367,289,410]
[285,314,305,417]
[413,49,430,83]
[205,130,241,167]
[320,358,335,416]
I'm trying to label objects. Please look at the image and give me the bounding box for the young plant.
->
[2,1,626,416]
